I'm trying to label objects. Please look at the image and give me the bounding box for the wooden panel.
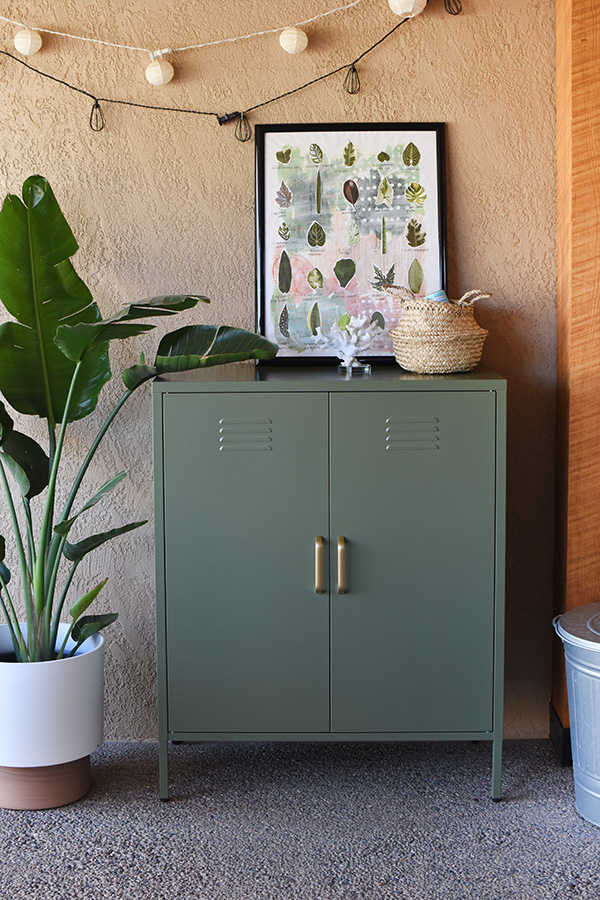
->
[554,0,600,725]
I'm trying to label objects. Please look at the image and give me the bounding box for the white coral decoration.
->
[315,314,383,367]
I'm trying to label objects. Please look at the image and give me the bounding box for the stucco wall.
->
[0,0,556,739]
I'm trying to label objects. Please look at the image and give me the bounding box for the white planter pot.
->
[0,623,104,768]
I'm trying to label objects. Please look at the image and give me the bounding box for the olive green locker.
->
[154,367,506,801]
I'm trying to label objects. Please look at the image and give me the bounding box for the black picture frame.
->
[255,122,446,365]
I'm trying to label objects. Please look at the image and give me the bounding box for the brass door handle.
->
[337,536,347,594]
[315,536,324,593]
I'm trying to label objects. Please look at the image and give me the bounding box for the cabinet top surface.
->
[153,364,506,393]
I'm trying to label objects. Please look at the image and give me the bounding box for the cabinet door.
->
[329,391,498,733]
[162,391,330,733]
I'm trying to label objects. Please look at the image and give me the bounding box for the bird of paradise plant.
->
[0,175,277,662]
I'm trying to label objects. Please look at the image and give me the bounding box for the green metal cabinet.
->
[153,365,506,800]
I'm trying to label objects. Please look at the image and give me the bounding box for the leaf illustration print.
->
[276,180,293,208]
[408,258,424,294]
[402,142,421,167]
[376,176,393,208]
[276,148,292,165]
[334,258,356,289]
[278,222,291,241]
[343,220,360,248]
[279,303,290,338]
[307,301,322,335]
[405,182,427,207]
[307,221,326,248]
[343,180,359,208]
[316,170,322,215]
[278,250,293,293]
[343,141,357,167]
[309,143,323,165]
[406,218,426,247]
[307,268,324,290]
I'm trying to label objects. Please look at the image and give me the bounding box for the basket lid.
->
[554,602,600,648]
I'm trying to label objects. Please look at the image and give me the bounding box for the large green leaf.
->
[0,401,49,498]
[69,578,108,623]
[153,326,278,373]
[63,520,147,564]
[54,295,208,363]
[0,175,111,426]
[0,534,10,586]
[69,612,118,655]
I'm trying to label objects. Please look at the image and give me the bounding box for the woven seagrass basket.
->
[385,287,490,374]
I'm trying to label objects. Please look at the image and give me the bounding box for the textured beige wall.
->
[0,0,556,738]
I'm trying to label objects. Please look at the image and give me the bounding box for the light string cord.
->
[0,4,459,134]
[243,17,408,115]
[0,18,410,126]
[0,0,366,56]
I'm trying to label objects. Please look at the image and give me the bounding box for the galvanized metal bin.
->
[555,602,600,827]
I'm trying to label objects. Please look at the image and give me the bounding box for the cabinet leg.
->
[491,738,503,801]
[159,738,170,801]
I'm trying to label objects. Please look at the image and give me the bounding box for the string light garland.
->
[0,0,461,140]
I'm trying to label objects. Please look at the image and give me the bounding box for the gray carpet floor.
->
[1,740,599,899]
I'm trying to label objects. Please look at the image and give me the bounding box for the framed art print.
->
[256,122,446,364]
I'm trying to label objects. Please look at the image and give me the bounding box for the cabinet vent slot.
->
[219,418,273,451]
[385,417,439,451]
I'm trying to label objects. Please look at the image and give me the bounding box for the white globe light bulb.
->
[14,28,43,56]
[279,27,308,54]
[388,0,428,17]
[145,57,174,86]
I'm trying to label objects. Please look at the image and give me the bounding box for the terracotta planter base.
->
[0,755,91,810]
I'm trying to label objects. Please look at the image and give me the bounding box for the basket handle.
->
[453,290,491,306]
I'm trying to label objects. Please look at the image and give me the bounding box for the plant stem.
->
[34,361,83,658]
[0,458,35,650]
[49,559,79,652]
[62,387,134,521]
[0,575,29,660]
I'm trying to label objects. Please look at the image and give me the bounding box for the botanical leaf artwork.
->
[406,218,426,247]
[278,250,292,293]
[263,128,443,358]
[376,177,393,207]
[275,180,293,208]
[343,220,360,248]
[334,258,356,289]
[307,267,324,290]
[343,179,359,207]
[307,301,322,335]
[408,258,424,293]
[402,142,421,167]
[343,141,357,167]
[279,303,290,338]
[405,182,427,206]
[309,143,323,165]
[307,221,326,248]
